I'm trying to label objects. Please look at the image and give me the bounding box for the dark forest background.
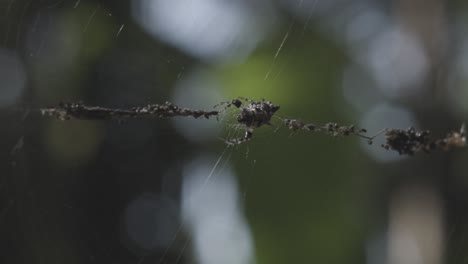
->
[1,0,468,263]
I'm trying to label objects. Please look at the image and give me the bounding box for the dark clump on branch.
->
[216,97,280,145]
[382,125,466,155]
[41,102,219,121]
[283,118,466,155]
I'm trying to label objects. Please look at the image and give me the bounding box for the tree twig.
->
[41,102,219,121]
[41,100,466,156]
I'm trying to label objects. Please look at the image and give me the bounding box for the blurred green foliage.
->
[1,1,468,264]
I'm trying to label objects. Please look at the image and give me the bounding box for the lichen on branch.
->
[381,125,466,155]
[41,102,219,121]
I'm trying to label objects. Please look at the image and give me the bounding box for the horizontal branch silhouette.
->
[41,102,219,120]
[41,99,466,156]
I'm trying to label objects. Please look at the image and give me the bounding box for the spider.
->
[217,97,280,145]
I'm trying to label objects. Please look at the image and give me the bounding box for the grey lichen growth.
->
[41,102,219,121]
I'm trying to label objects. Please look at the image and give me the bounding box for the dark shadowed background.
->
[1,0,468,263]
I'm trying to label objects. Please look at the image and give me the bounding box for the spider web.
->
[1,2,263,263]
[2,1,466,264]
[2,0,336,262]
